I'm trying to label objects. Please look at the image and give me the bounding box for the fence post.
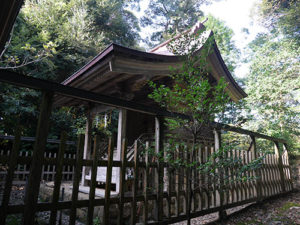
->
[154,116,164,222]
[0,126,21,225]
[69,134,85,225]
[214,129,226,220]
[283,143,293,190]
[104,138,114,225]
[118,139,127,225]
[50,131,67,225]
[23,91,53,225]
[81,107,94,186]
[88,135,101,225]
[274,141,286,193]
[251,136,262,201]
[131,140,139,225]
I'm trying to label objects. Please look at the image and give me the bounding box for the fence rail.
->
[0,150,76,185]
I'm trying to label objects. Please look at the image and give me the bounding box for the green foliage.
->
[202,14,240,73]
[141,0,209,46]
[149,29,230,137]
[257,0,299,43]
[245,1,300,153]
[0,0,141,140]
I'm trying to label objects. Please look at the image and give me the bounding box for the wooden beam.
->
[81,107,94,186]
[116,109,127,193]
[22,91,54,225]
[0,70,287,144]
[0,70,186,118]
[154,116,164,222]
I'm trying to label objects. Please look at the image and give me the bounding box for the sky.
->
[135,0,265,78]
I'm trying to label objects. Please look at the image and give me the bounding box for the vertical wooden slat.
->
[116,109,127,193]
[104,138,114,225]
[118,139,127,225]
[23,91,53,225]
[200,143,205,209]
[69,134,85,225]
[0,126,21,225]
[185,143,191,224]
[166,143,172,219]
[274,141,286,193]
[49,131,67,225]
[143,141,149,224]
[154,116,164,222]
[283,143,293,190]
[131,140,139,225]
[251,136,262,201]
[214,130,226,219]
[175,145,180,216]
[81,108,93,186]
[87,135,101,225]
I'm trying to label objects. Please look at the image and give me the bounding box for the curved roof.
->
[57,30,246,107]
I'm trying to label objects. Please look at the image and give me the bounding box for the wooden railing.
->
[0,70,293,225]
[0,150,76,184]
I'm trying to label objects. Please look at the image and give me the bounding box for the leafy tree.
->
[244,0,300,153]
[0,0,141,140]
[256,0,299,43]
[141,0,211,46]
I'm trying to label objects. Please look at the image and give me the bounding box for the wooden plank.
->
[185,144,191,224]
[81,107,94,186]
[131,140,139,225]
[104,138,114,225]
[251,136,262,201]
[69,134,85,225]
[283,143,293,191]
[175,145,180,216]
[0,70,188,119]
[143,141,150,224]
[87,135,101,225]
[0,126,21,225]
[49,131,67,225]
[166,143,172,219]
[23,91,54,225]
[274,142,286,192]
[154,116,164,222]
[116,109,127,193]
[118,139,127,225]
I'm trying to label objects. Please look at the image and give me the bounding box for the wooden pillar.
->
[274,141,286,192]
[283,143,293,190]
[154,116,164,222]
[214,129,226,220]
[81,107,94,186]
[23,91,53,225]
[251,136,262,201]
[116,109,127,193]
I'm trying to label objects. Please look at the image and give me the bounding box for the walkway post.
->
[23,91,53,225]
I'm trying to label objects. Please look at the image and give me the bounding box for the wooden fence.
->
[0,150,76,185]
[0,71,293,225]
[0,136,76,185]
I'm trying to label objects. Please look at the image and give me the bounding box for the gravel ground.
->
[1,185,85,225]
[173,190,300,225]
[2,186,299,225]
